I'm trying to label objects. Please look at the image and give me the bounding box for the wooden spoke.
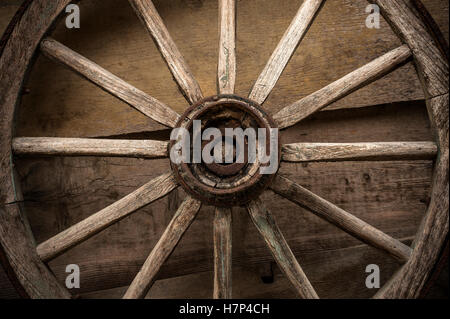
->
[40,38,180,128]
[213,206,232,299]
[248,0,323,105]
[129,0,204,105]
[218,0,236,95]
[124,196,202,299]
[13,137,169,158]
[274,45,412,129]
[270,175,412,262]
[281,142,438,162]
[36,173,178,262]
[247,199,319,299]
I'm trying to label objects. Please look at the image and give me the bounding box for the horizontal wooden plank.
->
[37,172,178,261]
[274,45,412,129]
[40,38,180,128]
[12,0,448,138]
[9,100,434,296]
[270,175,412,262]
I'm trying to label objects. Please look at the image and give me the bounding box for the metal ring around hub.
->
[170,95,280,207]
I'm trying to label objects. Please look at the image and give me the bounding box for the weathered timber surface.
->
[270,175,412,262]
[281,142,437,162]
[217,0,236,95]
[372,0,449,98]
[0,0,448,299]
[375,94,449,298]
[248,0,323,104]
[247,199,319,298]
[0,203,70,298]
[129,0,204,105]
[40,38,180,128]
[0,0,73,299]
[2,101,434,297]
[213,207,232,299]
[36,172,178,262]
[8,0,448,138]
[78,238,416,299]
[274,45,412,129]
[13,137,169,159]
[124,196,201,298]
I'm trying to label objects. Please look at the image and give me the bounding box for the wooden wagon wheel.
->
[0,0,448,299]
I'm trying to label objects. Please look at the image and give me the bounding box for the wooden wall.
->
[0,0,448,298]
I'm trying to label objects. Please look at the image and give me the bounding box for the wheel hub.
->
[170,95,280,207]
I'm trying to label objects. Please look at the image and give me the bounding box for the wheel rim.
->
[0,0,448,299]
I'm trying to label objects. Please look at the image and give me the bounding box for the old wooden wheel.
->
[0,0,448,299]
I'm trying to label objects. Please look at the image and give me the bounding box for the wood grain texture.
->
[248,0,323,104]
[12,0,447,139]
[129,0,204,105]
[123,196,201,299]
[40,38,180,128]
[281,142,437,162]
[0,0,74,298]
[13,137,169,159]
[37,172,178,262]
[213,206,232,299]
[270,175,412,262]
[274,45,412,129]
[12,102,434,296]
[218,0,236,95]
[247,198,319,299]
[0,203,71,299]
[375,94,449,298]
[372,0,449,98]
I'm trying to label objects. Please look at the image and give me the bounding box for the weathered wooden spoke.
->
[37,173,178,262]
[0,0,447,300]
[13,137,169,159]
[129,0,204,105]
[213,207,232,299]
[249,0,323,105]
[270,175,413,262]
[281,142,438,162]
[247,199,319,299]
[218,0,236,95]
[40,38,180,128]
[274,45,412,129]
[124,196,202,299]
